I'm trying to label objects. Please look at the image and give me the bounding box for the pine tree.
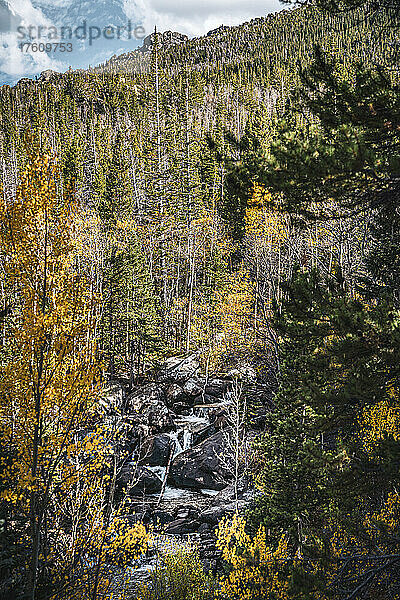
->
[252,267,400,597]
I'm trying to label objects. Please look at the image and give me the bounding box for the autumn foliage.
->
[0,153,150,599]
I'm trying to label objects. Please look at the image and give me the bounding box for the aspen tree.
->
[0,151,150,599]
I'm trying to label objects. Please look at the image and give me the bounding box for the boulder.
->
[193,395,221,407]
[169,430,233,491]
[164,518,201,535]
[202,394,219,405]
[153,510,174,526]
[156,353,200,384]
[209,407,229,429]
[125,384,174,433]
[126,510,153,525]
[192,424,217,446]
[138,31,189,54]
[174,505,199,520]
[183,378,203,398]
[204,378,231,398]
[227,365,257,383]
[39,69,60,82]
[140,434,174,467]
[166,383,185,405]
[199,505,231,526]
[119,464,162,495]
[172,402,191,416]
[211,475,253,507]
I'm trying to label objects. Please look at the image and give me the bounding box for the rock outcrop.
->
[139,434,174,467]
[169,430,233,491]
[156,353,200,384]
[138,31,189,54]
[119,464,162,496]
[125,383,175,434]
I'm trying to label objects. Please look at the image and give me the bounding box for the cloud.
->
[0,32,62,79]
[7,0,51,28]
[0,1,62,80]
[0,0,285,83]
[124,0,283,38]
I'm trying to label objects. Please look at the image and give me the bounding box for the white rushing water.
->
[142,400,231,506]
[166,430,184,456]
[164,414,210,458]
[147,465,166,481]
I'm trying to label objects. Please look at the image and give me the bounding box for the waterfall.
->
[183,428,192,451]
[166,430,184,456]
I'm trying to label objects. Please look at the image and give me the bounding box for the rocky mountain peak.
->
[138,30,189,54]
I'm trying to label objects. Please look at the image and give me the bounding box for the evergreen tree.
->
[252,267,400,597]
[98,131,133,225]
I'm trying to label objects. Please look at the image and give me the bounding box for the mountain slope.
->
[96,3,391,91]
[0,2,392,202]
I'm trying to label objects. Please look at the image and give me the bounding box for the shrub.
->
[138,547,216,600]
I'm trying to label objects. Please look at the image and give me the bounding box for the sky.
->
[0,0,284,85]
[127,0,284,37]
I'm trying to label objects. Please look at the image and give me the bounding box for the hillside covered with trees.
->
[1,0,400,598]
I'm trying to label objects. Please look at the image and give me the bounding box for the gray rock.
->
[126,510,152,525]
[192,424,217,446]
[164,518,201,535]
[209,407,229,429]
[153,511,174,526]
[169,430,233,491]
[140,434,174,467]
[138,31,189,54]
[228,365,257,383]
[183,378,203,398]
[211,475,253,506]
[156,353,200,384]
[166,383,185,405]
[199,506,229,525]
[39,69,60,82]
[172,402,191,416]
[174,505,199,520]
[119,464,162,495]
[202,394,220,405]
[125,384,174,433]
[205,378,231,398]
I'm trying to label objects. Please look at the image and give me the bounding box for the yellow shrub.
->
[216,514,291,600]
[138,547,216,600]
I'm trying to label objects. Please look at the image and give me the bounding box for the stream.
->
[132,404,229,511]
[108,403,231,595]
[102,355,263,596]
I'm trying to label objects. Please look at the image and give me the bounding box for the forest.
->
[1,0,400,598]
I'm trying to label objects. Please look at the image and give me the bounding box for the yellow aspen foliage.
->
[323,489,400,596]
[245,185,290,249]
[0,152,150,598]
[216,514,291,600]
[58,509,151,600]
[321,380,400,595]
[360,381,400,453]
[0,153,99,506]
[364,491,400,541]
[214,269,255,352]
[138,546,216,600]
